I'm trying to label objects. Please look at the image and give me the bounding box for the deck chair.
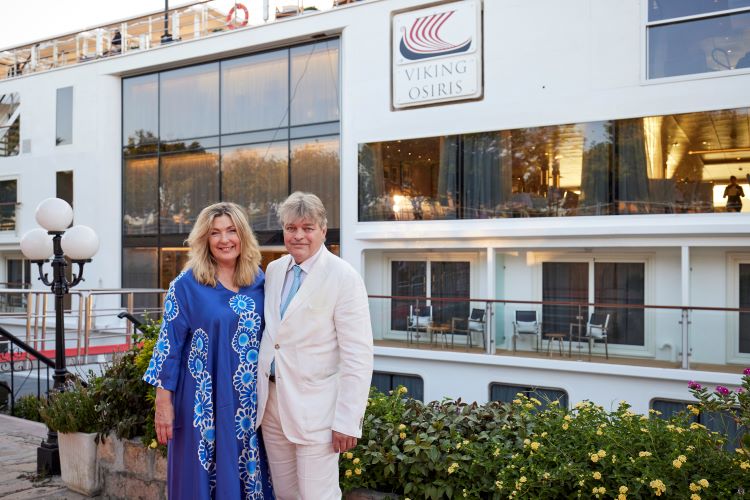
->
[512,310,541,353]
[582,312,610,359]
[451,308,486,349]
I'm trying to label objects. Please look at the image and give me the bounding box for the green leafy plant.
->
[341,389,750,499]
[11,394,43,422]
[39,380,98,433]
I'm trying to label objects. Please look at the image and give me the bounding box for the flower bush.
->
[341,387,750,499]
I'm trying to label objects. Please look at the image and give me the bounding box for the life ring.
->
[226,3,249,29]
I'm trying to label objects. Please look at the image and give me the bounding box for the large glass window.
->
[390,260,470,330]
[56,87,73,146]
[222,51,288,133]
[221,142,288,231]
[542,260,645,346]
[360,107,750,221]
[0,180,17,231]
[159,63,219,141]
[122,39,340,288]
[648,2,750,78]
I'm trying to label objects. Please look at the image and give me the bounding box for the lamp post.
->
[161,0,173,44]
[20,198,99,475]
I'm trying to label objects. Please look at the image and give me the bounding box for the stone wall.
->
[96,435,166,500]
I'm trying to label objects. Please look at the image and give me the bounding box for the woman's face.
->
[208,214,241,267]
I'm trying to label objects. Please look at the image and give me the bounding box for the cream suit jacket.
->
[256,248,374,444]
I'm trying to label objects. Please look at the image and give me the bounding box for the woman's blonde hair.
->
[185,202,261,288]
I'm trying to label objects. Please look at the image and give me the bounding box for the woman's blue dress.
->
[143,269,274,499]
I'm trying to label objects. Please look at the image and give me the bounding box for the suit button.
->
[274,344,280,349]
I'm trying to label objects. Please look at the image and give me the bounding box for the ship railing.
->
[0,0,364,81]
[367,294,750,373]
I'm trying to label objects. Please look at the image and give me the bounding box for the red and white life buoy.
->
[226,3,249,29]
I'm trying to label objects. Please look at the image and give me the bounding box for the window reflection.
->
[160,63,219,141]
[222,50,288,133]
[123,74,158,146]
[124,156,158,235]
[291,136,340,228]
[291,40,340,126]
[648,9,750,78]
[222,142,288,231]
[359,107,750,220]
[160,149,220,233]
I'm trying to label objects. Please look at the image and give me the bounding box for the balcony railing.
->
[0,0,364,82]
[368,294,750,373]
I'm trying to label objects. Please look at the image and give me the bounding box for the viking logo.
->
[399,10,472,61]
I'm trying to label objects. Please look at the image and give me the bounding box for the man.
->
[723,175,745,212]
[256,192,374,499]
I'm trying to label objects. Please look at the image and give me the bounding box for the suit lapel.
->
[281,248,330,321]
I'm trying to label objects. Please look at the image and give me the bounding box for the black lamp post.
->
[161,0,173,44]
[20,198,99,475]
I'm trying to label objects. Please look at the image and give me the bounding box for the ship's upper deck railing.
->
[0,0,361,82]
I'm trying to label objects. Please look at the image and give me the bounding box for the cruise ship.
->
[1,0,749,424]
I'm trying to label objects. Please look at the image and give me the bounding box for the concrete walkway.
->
[0,414,92,499]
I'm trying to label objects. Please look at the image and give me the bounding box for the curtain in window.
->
[358,143,387,221]
[542,262,589,335]
[615,119,651,212]
[431,262,470,324]
[580,121,613,214]
[594,262,645,346]
[438,136,460,218]
[461,132,511,218]
[390,261,426,331]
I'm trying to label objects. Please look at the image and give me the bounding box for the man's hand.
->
[155,388,175,445]
[332,430,357,453]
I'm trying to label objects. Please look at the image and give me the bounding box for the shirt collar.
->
[286,245,325,275]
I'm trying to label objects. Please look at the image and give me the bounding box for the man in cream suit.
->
[257,192,374,499]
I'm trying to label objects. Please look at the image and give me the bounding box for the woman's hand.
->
[155,388,175,445]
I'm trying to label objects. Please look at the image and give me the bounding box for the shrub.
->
[39,380,98,433]
[341,388,750,499]
[11,394,43,422]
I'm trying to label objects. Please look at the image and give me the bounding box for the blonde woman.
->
[143,202,274,499]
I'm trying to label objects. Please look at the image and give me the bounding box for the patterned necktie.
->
[281,265,302,318]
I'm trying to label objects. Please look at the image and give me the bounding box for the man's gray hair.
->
[278,191,328,229]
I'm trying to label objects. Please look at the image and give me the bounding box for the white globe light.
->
[20,228,54,261]
[35,198,73,232]
[61,225,99,260]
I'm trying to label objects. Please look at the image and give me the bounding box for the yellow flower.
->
[597,449,607,458]
[689,483,701,492]
[519,476,527,483]
[512,399,522,404]
[740,461,750,470]
[493,448,500,457]
[638,451,652,457]
[531,397,541,406]
[618,495,627,500]
[579,480,585,486]
[677,454,687,463]
[462,439,469,445]
[687,405,700,415]
[398,386,408,394]
[690,495,701,500]
[619,486,628,494]
[649,479,666,496]
[399,432,406,439]
[495,481,502,489]
[398,423,406,430]
[640,415,649,421]
[448,462,459,474]
[672,459,682,469]
[345,452,353,460]
[523,438,531,446]
[457,442,462,449]
[690,422,706,430]
[149,439,158,449]
[352,458,360,465]
[596,429,603,436]
[598,487,606,494]
[564,414,572,421]
[640,427,649,433]
[562,423,569,430]
[593,472,602,480]
[543,472,550,479]
[698,479,709,488]
[524,403,534,410]
[354,468,361,475]
[345,469,352,477]
[530,442,541,451]
[590,454,600,463]
[541,432,548,437]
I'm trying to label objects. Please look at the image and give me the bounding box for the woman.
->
[143,202,274,499]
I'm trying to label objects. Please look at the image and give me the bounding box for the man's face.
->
[283,217,327,264]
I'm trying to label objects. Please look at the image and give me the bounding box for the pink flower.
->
[715,385,730,396]
[688,381,702,390]
[737,388,745,394]
[743,368,750,376]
